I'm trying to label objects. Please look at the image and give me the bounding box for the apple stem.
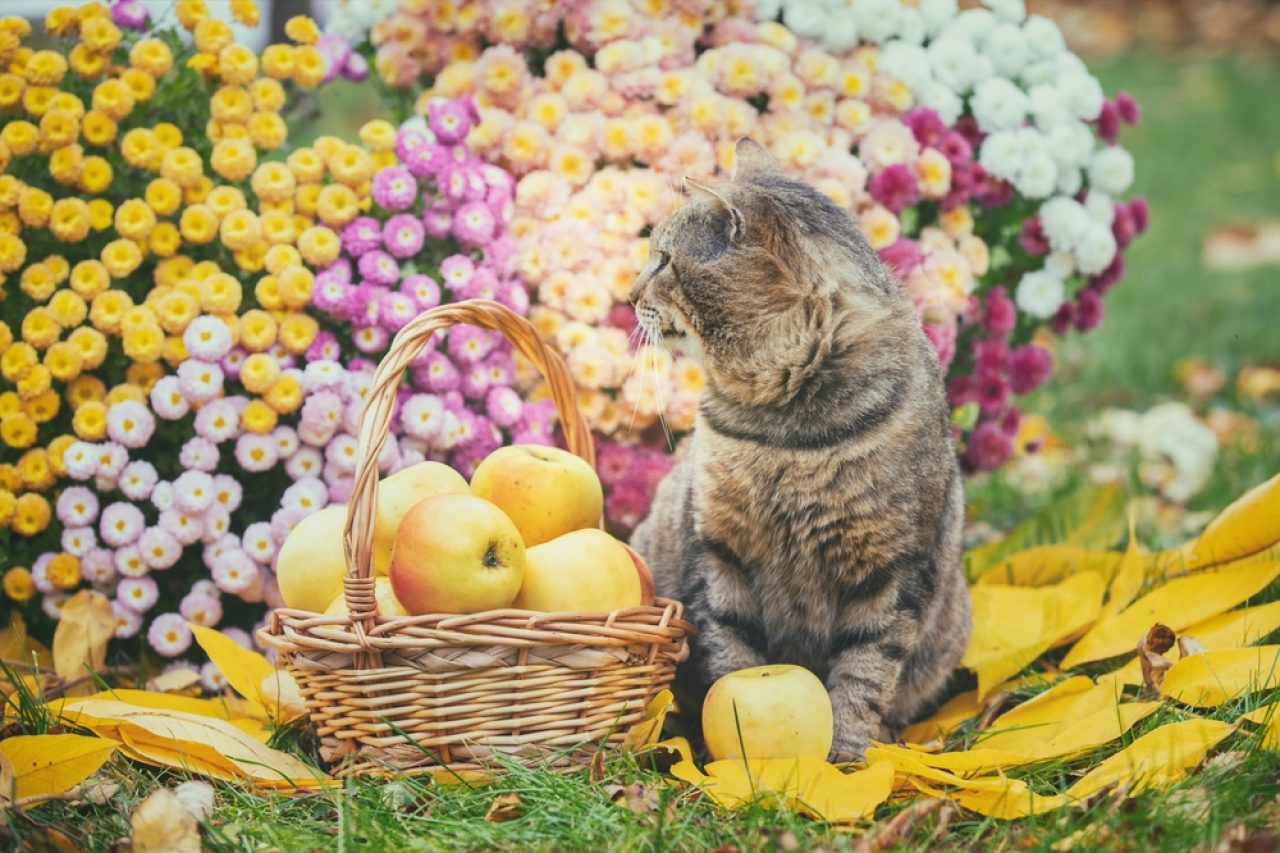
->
[483,544,500,568]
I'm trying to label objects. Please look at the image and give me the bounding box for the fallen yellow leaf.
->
[964,572,1104,697]
[974,676,1102,755]
[0,733,119,803]
[1099,510,1144,619]
[899,690,982,745]
[974,545,1122,588]
[1238,703,1280,751]
[56,688,267,724]
[622,688,673,752]
[913,777,1068,819]
[51,591,115,696]
[187,624,301,723]
[1177,472,1280,570]
[1061,561,1280,669]
[1065,717,1235,800]
[1160,646,1280,708]
[115,726,244,782]
[672,756,893,823]
[59,698,327,788]
[0,611,51,669]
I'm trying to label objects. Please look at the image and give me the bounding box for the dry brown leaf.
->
[146,668,201,693]
[51,591,115,696]
[79,778,121,805]
[588,748,606,784]
[172,780,215,823]
[131,788,201,853]
[485,792,523,822]
[852,798,947,853]
[0,611,51,670]
[1138,623,1177,693]
[605,781,661,815]
[1179,635,1209,658]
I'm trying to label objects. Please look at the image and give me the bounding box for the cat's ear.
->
[683,176,744,242]
[732,137,779,181]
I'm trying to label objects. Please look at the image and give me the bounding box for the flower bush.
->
[332,0,1149,530]
[0,1,530,660]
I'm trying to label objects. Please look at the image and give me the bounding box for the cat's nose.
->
[628,277,645,306]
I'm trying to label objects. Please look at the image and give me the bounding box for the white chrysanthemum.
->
[951,7,996,39]
[203,535,239,570]
[56,487,99,526]
[927,33,990,93]
[302,359,348,394]
[138,527,181,570]
[1085,190,1116,225]
[61,526,95,557]
[272,425,300,459]
[917,81,963,125]
[1088,146,1135,195]
[1059,71,1104,120]
[117,577,159,612]
[282,478,327,515]
[978,130,1023,182]
[192,579,221,600]
[1022,14,1066,58]
[1056,166,1083,196]
[1027,84,1069,129]
[212,550,257,595]
[1015,270,1066,319]
[202,504,231,543]
[971,77,1029,132]
[852,0,901,43]
[63,441,98,480]
[114,545,148,578]
[879,41,931,92]
[212,474,244,513]
[1074,224,1118,275]
[326,434,360,474]
[782,0,826,38]
[149,376,189,421]
[113,602,143,639]
[242,521,277,565]
[1044,251,1076,280]
[1138,403,1219,503]
[159,509,204,546]
[100,502,145,547]
[183,316,233,361]
[400,394,445,442]
[150,480,174,512]
[983,0,1026,23]
[895,8,925,44]
[822,12,861,51]
[1039,196,1092,252]
[1015,155,1058,199]
[860,119,920,170]
[984,22,1030,78]
[200,661,229,693]
[919,0,959,36]
[323,0,398,40]
[286,446,324,480]
[173,470,216,514]
[118,460,158,501]
[1019,57,1059,88]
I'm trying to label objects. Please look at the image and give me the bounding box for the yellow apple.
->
[374,461,470,574]
[469,445,603,547]
[702,665,834,761]
[389,493,526,615]
[276,505,350,613]
[323,576,409,618]
[513,528,642,612]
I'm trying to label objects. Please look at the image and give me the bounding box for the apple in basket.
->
[324,576,409,619]
[512,528,642,612]
[469,445,604,547]
[389,493,527,615]
[702,665,834,761]
[276,504,351,613]
[373,461,470,575]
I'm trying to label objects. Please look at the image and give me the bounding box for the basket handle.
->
[342,299,596,655]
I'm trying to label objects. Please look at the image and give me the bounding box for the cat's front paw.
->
[827,741,867,765]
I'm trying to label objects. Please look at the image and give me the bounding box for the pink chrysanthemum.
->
[371,166,419,211]
[147,613,193,657]
[117,576,160,613]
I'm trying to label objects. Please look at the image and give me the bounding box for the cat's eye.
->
[652,250,669,272]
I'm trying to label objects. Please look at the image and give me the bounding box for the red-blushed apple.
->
[513,528,642,612]
[324,576,409,618]
[389,494,526,615]
[621,543,656,606]
[276,505,349,613]
[469,445,603,547]
[702,665,834,761]
[373,461,470,575]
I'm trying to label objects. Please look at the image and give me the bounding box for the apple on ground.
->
[389,493,526,615]
[324,576,409,618]
[276,504,350,613]
[374,461,470,575]
[702,665,834,761]
[513,528,642,612]
[470,445,603,547]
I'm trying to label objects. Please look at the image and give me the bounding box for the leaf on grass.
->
[973,677,1106,754]
[1065,718,1235,800]
[1099,510,1144,619]
[963,572,1104,697]
[973,545,1122,588]
[187,623,300,723]
[912,776,1068,820]
[964,483,1125,580]
[146,668,201,693]
[485,792,523,822]
[0,611,51,669]
[672,756,893,823]
[1160,646,1280,708]
[1177,472,1280,571]
[0,733,119,804]
[621,688,673,752]
[1061,561,1280,669]
[59,698,328,788]
[1137,623,1177,693]
[51,591,115,696]
[1238,703,1280,751]
[1097,601,1280,691]
[899,690,982,745]
[131,788,201,853]
[604,781,661,815]
[58,688,266,724]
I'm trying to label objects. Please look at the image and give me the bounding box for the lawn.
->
[7,50,1280,852]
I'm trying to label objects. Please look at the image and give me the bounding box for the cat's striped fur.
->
[628,139,970,760]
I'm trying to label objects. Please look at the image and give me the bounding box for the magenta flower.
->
[1019,217,1049,256]
[427,97,473,144]
[316,33,353,82]
[1009,345,1053,394]
[110,0,149,30]
[1095,100,1121,144]
[403,273,441,311]
[358,250,400,286]
[965,421,1014,471]
[383,213,425,258]
[983,287,1017,337]
[878,238,923,278]
[1116,91,1141,125]
[1075,287,1104,332]
[378,290,418,332]
[422,202,454,238]
[922,323,956,370]
[341,216,384,256]
[867,163,920,213]
[452,201,495,245]
[905,107,947,147]
[447,326,496,364]
[975,371,1010,417]
[371,166,418,212]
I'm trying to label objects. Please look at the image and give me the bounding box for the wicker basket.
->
[259,300,692,777]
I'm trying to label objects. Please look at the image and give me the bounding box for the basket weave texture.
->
[259,300,692,776]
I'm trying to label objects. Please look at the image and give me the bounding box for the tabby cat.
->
[628,138,970,761]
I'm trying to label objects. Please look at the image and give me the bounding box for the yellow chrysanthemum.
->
[19,263,56,302]
[210,84,253,124]
[2,567,34,601]
[183,175,213,205]
[294,182,321,216]
[78,16,121,54]
[119,127,158,168]
[46,553,80,589]
[358,119,397,152]
[22,84,56,117]
[262,244,301,275]
[327,145,374,187]
[48,290,87,327]
[43,340,82,382]
[239,352,279,394]
[255,210,293,246]
[73,110,113,149]
[0,231,27,272]
[48,142,84,185]
[219,208,261,252]
[211,137,256,182]
[121,323,164,363]
[292,46,325,88]
[247,111,287,150]
[67,327,107,370]
[66,375,106,409]
[20,308,59,350]
[48,90,85,119]
[1,342,37,382]
[238,399,276,434]
[231,0,260,27]
[25,389,61,423]
[87,198,113,231]
[101,239,143,279]
[89,289,132,333]
[24,50,67,86]
[216,43,258,86]
[67,44,109,79]
[90,78,133,120]
[0,120,38,156]
[69,259,108,299]
[264,372,302,413]
[278,312,318,355]
[113,198,156,241]
[179,204,218,245]
[1,412,38,451]
[120,68,155,103]
[148,221,181,258]
[0,73,24,108]
[37,108,78,149]
[17,187,53,229]
[193,18,233,55]
[199,273,242,314]
[249,161,295,204]
[206,185,246,218]
[160,146,202,188]
[11,492,51,536]
[259,44,294,80]
[296,224,339,267]
[238,309,277,351]
[142,177,181,217]
[45,5,79,37]
[175,0,207,30]
[156,290,198,334]
[285,148,325,184]
[152,122,182,151]
[15,364,52,401]
[78,156,112,194]
[46,434,74,475]
[314,184,359,227]
[284,15,320,44]
[129,37,173,76]
[71,398,108,440]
